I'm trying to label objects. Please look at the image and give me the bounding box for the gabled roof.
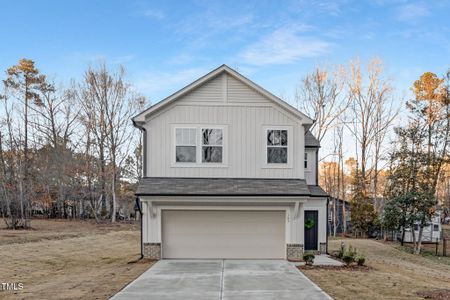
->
[132,64,314,125]
[136,177,328,197]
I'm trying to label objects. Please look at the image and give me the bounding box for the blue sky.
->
[1,0,449,105]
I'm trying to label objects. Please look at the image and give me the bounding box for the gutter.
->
[132,119,147,260]
[135,193,328,197]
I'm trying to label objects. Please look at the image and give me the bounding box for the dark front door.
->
[304,210,318,251]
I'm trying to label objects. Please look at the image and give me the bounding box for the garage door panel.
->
[162,210,285,259]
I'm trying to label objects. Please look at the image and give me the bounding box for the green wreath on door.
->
[305,218,315,229]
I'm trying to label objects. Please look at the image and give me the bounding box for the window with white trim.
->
[202,128,223,163]
[175,128,196,163]
[267,129,288,164]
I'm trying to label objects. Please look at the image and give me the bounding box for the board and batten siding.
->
[304,149,317,185]
[144,73,307,179]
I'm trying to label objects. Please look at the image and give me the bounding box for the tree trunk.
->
[333,198,337,236]
[411,226,417,251]
[415,225,424,254]
[100,144,107,217]
[401,225,405,246]
[341,158,346,235]
[111,171,117,223]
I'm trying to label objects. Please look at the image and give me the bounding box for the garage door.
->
[162,210,285,259]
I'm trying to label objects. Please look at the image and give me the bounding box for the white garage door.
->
[162,210,285,259]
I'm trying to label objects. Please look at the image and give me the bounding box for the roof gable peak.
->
[132,64,313,125]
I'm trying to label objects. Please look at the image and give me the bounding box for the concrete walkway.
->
[111,260,332,300]
[296,254,343,266]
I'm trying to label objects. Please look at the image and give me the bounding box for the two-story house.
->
[132,65,328,261]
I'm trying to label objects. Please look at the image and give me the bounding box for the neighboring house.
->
[402,212,442,243]
[328,197,351,235]
[132,65,328,260]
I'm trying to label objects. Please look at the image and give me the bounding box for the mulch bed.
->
[297,265,372,271]
[416,289,450,300]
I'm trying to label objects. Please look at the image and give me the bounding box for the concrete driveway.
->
[111,260,332,300]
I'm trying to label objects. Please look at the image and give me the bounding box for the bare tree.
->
[78,66,109,217]
[296,65,348,144]
[102,66,141,222]
[78,63,142,222]
[335,125,347,234]
[31,83,80,217]
[346,58,398,187]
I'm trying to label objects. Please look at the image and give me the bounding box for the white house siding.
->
[403,214,442,243]
[304,149,317,185]
[227,74,269,104]
[144,73,306,178]
[176,74,223,103]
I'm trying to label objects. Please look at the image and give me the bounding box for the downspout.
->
[326,197,329,254]
[132,120,147,259]
[132,120,147,178]
[135,197,143,259]
[315,148,319,186]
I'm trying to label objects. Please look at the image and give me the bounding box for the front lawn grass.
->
[0,219,153,299]
[301,238,450,300]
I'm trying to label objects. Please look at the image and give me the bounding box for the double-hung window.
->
[202,129,223,163]
[174,126,224,165]
[175,128,197,163]
[267,129,288,164]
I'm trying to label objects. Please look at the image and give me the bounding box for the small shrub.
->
[355,255,365,266]
[337,242,345,258]
[342,254,354,265]
[347,245,357,258]
[303,253,315,266]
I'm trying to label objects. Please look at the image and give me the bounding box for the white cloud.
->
[291,0,350,16]
[142,9,165,20]
[133,67,209,98]
[174,12,253,36]
[240,26,330,66]
[167,54,194,65]
[63,52,134,65]
[396,3,430,22]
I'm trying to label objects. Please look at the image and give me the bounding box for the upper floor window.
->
[267,129,288,164]
[174,126,226,166]
[202,129,223,163]
[176,128,196,163]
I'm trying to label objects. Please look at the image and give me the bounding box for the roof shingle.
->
[136,177,327,197]
[305,131,320,147]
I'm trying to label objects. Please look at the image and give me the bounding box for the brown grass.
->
[0,219,153,299]
[301,238,450,300]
